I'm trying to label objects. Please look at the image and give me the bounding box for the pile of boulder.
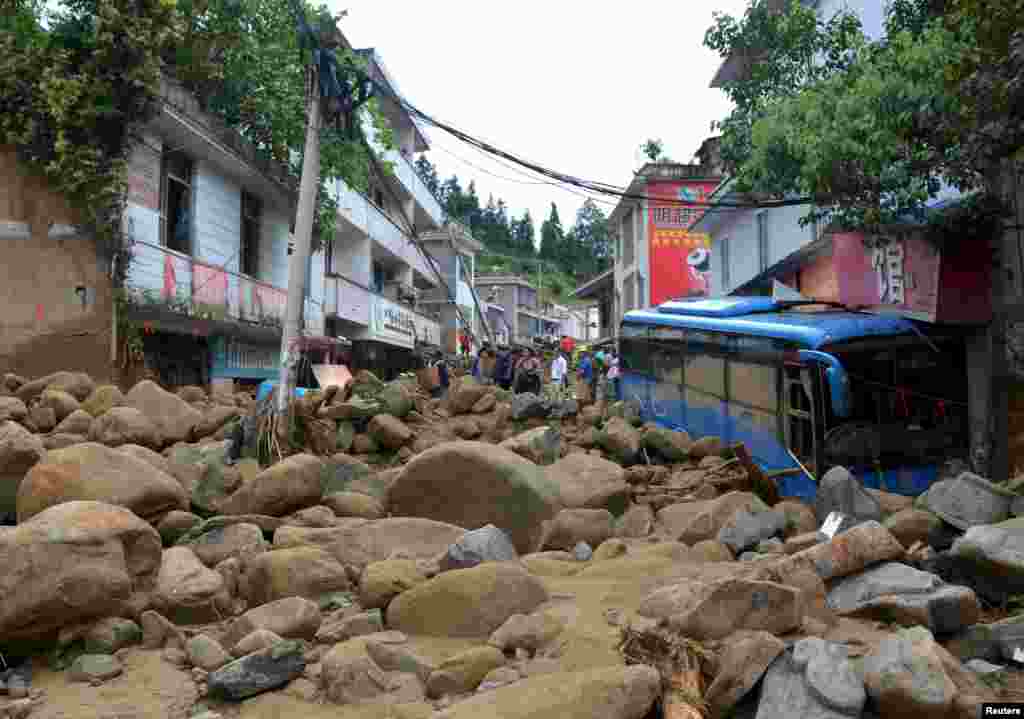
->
[0,369,1022,718]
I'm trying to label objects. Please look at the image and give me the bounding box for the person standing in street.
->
[606,349,622,401]
[549,351,568,400]
[576,351,593,404]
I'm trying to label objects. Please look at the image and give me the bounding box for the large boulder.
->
[0,420,45,515]
[53,408,93,436]
[185,522,267,567]
[88,406,161,448]
[17,371,94,403]
[387,441,561,555]
[0,501,162,642]
[219,453,325,517]
[387,562,549,637]
[377,381,414,419]
[500,426,561,466]
[863,627,957,718]
[208,639,305,701]
[81,385,125,418]
[657,492,769,545]
[944,518,1024,603]
[273,517,465,570]
[542,509,615,552]
[238,546,350,606]
[756,639,866,719]
[813,465,882,524]
[17,442,188,523]
[640,426,691,462]
[594,417,640,465]
[884,508,943,548]
[223,597,321,647]
[717,508,786,555]
[0,396,28,423]
[360,559,428,609]
[923,471,1013,530]
[826,561,980,634]
[193,406,239,440]
[440,524,518,572]
[544,453,630,515]
[770,520,906,582]
[367,414,412,450]
[124,379,203,445]
[153,546,229,624]
[449,378,489,415]
[705,631,785,718]
[166,441,236,514]
[38,388,81,422]
[434,665,660,719]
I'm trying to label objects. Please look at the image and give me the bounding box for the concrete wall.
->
[708,204,815,294]
[0,147,115,382]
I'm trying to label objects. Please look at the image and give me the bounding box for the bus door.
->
[783,359,823,479]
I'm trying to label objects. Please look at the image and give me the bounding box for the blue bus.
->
[620,297,970,501]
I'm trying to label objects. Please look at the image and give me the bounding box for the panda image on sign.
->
[685,246,711,296]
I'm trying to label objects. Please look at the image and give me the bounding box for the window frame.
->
[240,191,261,278]
[757,211,769,272]
[721,237,731,291]
[160,150,194,254]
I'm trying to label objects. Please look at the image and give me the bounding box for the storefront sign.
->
[798,232,990,323]
[370,296,416,349]
[211,336,279,379]
[647,180,720,306]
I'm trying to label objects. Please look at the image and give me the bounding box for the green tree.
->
[572,199,611,278]
[539,202,564,261]
[641,138,665,163]
[415,154,441,197]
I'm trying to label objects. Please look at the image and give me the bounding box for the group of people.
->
[464,342,621,403]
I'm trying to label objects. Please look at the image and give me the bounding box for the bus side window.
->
[784,365,817,475]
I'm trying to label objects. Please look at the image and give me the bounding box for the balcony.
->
[362,114,444,228]
[126,240,287,331]
[336,183,437,281]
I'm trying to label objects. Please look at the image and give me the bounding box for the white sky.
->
[333,1,748,235]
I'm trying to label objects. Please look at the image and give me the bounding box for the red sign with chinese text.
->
[647,180,720,307]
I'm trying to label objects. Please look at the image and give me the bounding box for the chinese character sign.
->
[647,180,720,306]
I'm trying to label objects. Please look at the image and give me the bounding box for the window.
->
[160,150,193,254]
[240,192,260,277]
[373,187,385,208]
[372,262,385,294]
[304,250,312,299]
[721,237,731,291]
[757,212,769,272]
[728,360,779,412]
[637,275,646,309]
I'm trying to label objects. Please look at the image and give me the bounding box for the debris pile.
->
[0,369,1023,718]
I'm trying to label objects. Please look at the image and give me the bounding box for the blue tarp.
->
[255,380,312,404]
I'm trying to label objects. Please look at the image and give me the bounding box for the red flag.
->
[35,303,44,322]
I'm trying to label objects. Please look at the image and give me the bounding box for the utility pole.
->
[277,66,321,414]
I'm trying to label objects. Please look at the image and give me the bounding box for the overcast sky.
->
[333,1,748,234]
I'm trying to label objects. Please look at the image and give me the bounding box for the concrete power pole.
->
[277,67,322,414]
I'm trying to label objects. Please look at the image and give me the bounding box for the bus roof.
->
[622,297,921,350]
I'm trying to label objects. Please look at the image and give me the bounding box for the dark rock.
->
[511,394,548,421]
[207,639,305,701]
[717,508,785,555]
[923,471,1013,530]
[440,524,518,572]
[813,466,881,524]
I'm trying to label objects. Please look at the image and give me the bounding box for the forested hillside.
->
[415,156,612,301]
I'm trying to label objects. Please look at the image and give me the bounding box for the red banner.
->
[192,262,228,308]
[162,253,177,301]
[647,180,720,306]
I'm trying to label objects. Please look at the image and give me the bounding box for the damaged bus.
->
[619,297,970,501]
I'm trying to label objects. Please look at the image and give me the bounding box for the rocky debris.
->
[884,508,942,548]
[756,638,866,719]
[813,465,882,526]
[488,612,564,654]
[122,379,203,446]
[772,520,906,583]
[154,546,230,624]
[219,452,324,516]
[0,396,28,423]
[433,665,660,719]
[863,626,958,717]
[194,405,239,439]
[427,646,506,698]
[705,631,785,717]
[717,507,786,555]
[542,508,614,552]
[658,491,769,545]
[68,653,124,684]
[359,559,428,609]
[185,522,267,567]
[83,617,142,654]
[923,471,1014,529]
[640,426,691,462]
[230,628,284,658]
[15,371,91,404]
[239,546,350,605]
[510,393,548,421]
[0,501,161,641]
[166,441,239,513]
[208,638,306,700]
[545,452,630,514]
[52,407,92,436]
[689,435,724,459]
[440,524,518,572]
[283,504,340,528]
[449,378,490,415]
[186,633,232,671]
[18,441,188,523]
[388,441,560,555]
[594,417,641,465]
[0,420,45,515]
[826,561,980,634]
[388,562,548,637]
[946,614,1024,663]
[368,414,413,449]
[615,504,654,538]
[139,609,185,649]
[500,426,561,466]
[940,517,1024,603]
[223,596,322,648]
[323,490,385,519]
[81,384,125,417]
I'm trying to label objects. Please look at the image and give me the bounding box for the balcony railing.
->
[126,240,287,328]
[362,113,445,228]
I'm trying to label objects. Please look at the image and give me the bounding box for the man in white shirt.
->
[549,352,568,400]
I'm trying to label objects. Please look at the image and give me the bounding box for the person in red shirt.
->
[560,335,575,356]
